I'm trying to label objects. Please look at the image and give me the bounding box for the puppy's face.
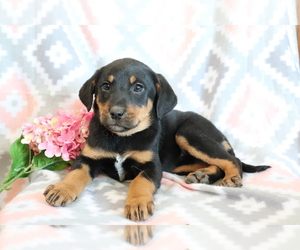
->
[79,58,177,136]
[95,61,157,136]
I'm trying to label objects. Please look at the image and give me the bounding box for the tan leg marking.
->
[172,163,208,173]
[176,135,242,187]
[44,164,93,207]
[124,173,156,221]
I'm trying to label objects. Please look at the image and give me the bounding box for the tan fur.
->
[129,76,137,84]
[172,163,208,173]
[126,150,153,164]
[115,99,153,136]
[96,98,153,137]
[82,146,153,165]
[108,75,114,83]
[124,173,155,221]
[175,135,242,187]
[155,83,160,92]
[187,165,220,176]
[82,143,116,159]
[221,141,232,152]
[44,164,92,207]
[96,99,110,122]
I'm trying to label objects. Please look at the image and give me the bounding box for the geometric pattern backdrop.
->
[0,0,300,248]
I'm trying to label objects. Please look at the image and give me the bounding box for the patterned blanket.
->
[0,0,299,249]
[0,168,300,248]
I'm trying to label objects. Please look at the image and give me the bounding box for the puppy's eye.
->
[133,83,144,93]
[101,83,110,91]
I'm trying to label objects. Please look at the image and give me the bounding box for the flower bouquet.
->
[0,109,93,193]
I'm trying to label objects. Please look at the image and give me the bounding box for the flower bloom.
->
[21,109,94,161]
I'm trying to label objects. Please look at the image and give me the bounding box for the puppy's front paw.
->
[124,198,155,221]
[43,183,77,207]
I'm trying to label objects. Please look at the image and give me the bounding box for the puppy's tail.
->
[241,162,271,173]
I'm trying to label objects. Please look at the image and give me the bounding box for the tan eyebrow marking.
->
[130,76,137,84]
[108,75,114,83]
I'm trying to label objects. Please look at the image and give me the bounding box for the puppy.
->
[44,58,270,221]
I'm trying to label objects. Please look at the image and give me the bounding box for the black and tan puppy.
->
[44,58,270,221]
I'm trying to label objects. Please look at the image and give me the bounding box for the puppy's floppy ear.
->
[79,69,102,111]
[155,74,177,119]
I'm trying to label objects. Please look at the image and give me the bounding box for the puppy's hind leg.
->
[175,134,243,187]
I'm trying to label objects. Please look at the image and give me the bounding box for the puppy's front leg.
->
[124,172,157,221]
[44,164,92,207]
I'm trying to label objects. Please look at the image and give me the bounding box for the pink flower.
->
[21,109,94,161]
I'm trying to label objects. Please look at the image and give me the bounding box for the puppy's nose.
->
[110,107,125,120]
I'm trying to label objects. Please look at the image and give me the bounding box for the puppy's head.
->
[79,58,177,136]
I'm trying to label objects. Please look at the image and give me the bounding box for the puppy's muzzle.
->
[102,106,138,133]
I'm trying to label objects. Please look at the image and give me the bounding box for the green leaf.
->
[32,151,71,171]
[3,137,33,184]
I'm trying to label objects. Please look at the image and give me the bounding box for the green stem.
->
[0,164,34,193]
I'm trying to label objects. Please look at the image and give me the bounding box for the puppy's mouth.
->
[101,116,151,136]
[107,123,138,133]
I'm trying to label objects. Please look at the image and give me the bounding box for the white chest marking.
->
[114,154,130,181]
